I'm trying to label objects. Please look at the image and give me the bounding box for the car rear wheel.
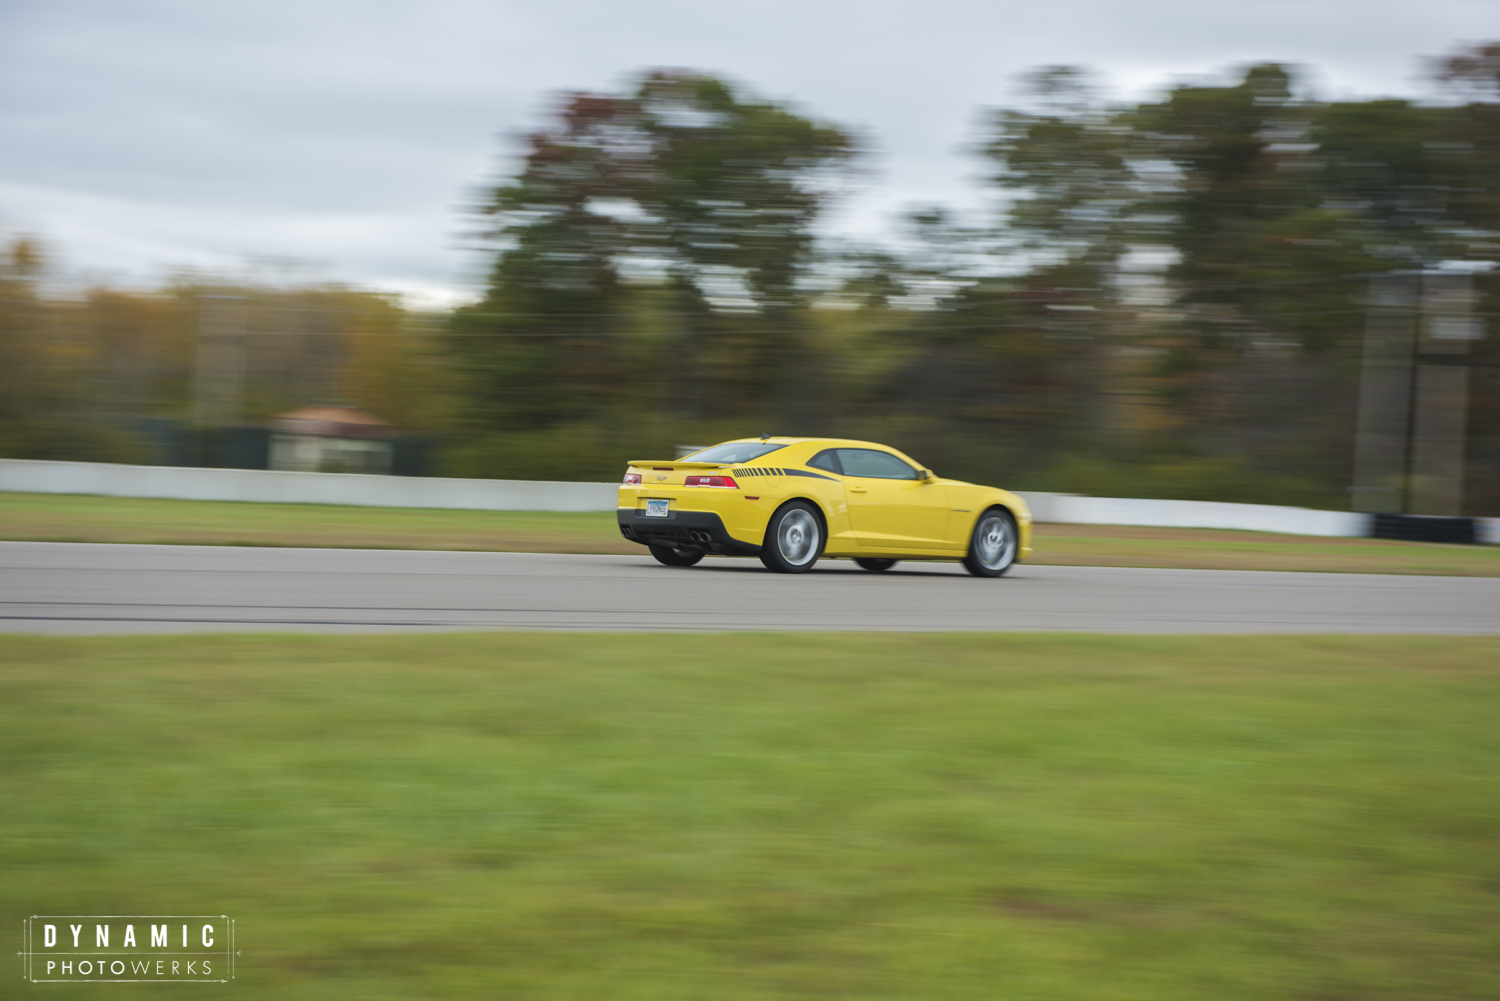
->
[759,501,822,573]
[963,508,1017,578]
[854,558,898,572]
[649,544,704,567]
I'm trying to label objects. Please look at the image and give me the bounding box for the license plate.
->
[644,499,670,518]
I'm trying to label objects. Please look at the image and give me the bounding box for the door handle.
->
[850,487,867,494]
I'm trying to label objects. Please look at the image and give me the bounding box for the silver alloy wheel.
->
[974,513,1016,570]
[777,508,820,566]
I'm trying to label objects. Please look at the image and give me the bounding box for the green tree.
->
[982,66,1140,280]
[452,70,858,441]
[1134,65,1310,306]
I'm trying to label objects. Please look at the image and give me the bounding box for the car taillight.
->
[622,472,642,485]
[684,475,738,488]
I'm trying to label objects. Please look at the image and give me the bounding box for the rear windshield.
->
[681,442,788,464]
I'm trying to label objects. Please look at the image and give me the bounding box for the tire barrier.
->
[1371,513,1478,545]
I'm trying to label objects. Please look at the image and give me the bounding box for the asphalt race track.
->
[2,541,1497,635]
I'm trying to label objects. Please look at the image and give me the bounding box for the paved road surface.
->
[2,542,1496,634]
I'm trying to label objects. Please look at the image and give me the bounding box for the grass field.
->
[4,632,1498,999]
[4,491,1499,575]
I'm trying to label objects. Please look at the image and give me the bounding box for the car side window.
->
[835,448,917,480]
[808,449,842,474]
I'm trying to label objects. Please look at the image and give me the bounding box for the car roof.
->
[719,437,897,450]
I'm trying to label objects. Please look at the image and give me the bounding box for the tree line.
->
[3,44,1498,512]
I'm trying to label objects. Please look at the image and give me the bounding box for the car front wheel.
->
[759,501,823,573]
[962,508,1017,578]
[649,544,704,567]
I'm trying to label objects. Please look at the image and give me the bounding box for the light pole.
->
[1350,270,1483,516]
[193,292,246,428]
[1409,272,1481,516]
[1350,273,1419,514]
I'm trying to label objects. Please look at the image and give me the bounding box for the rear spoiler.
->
[626,460,726,469]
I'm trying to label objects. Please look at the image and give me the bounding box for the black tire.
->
[758,501,823,574]
[962,508,1018,578]
[854,558,898,572]
[649,544,704,567]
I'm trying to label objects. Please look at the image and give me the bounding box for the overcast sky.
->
[0,0,1491,305]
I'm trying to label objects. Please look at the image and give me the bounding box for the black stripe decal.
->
[785,468,836,481]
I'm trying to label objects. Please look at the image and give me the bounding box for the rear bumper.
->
[617,508,761,555]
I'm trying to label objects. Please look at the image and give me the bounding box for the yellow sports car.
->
[618,436,1031,576]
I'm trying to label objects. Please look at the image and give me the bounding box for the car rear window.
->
[680,442,788,464]
[835,448,918,480]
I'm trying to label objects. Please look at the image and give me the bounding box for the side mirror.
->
[918,468,933,480]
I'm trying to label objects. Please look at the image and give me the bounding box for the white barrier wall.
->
[0,459,617,513]
[1019,491,1369,538]
[4,458,1495,541]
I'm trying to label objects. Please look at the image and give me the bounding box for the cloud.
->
[1,0,1490,300]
